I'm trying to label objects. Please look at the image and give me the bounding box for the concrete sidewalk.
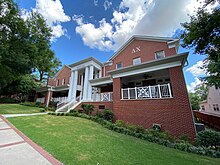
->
[0,115,62,165]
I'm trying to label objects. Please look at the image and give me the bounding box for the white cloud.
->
[94,0,98,6]
[73,0,211,51]
[187,77,203,93]
[103,0,112,11]
[22,0,70,41]
[186,61,207,77]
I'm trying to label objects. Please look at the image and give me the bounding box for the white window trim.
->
[56,80,59,86]
[116,62,122,69]
[133,57,141,65]
[62,78,65,85]
[155,50,165,59]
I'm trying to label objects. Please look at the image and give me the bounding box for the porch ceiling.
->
[90,76,113,86]
[121,69,169,82]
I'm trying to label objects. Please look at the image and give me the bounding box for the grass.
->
[8,115,220,165]
[0,104,43,114]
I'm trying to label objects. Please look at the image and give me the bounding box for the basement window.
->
[99,105,105,109]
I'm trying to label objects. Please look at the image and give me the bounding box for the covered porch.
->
[121,69,172,100]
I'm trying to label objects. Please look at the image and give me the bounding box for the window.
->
[56,79,59,86]
[116,62,122,69]
[133,57,141,65]
[62,78,65,85]
[155,50,165,59]
[201,105,205,111]
[213,104,219,111]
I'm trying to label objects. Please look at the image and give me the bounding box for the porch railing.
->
[51,97,68,103]
[36,97,45,104]
[121,83,172,100]
[92,92,113,102]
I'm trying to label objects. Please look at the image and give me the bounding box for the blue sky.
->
[16,0,208,92]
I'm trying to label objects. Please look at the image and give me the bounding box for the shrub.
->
[197,130,220,147]
[101,109,114,121]
[178,134,190,143]
[123,123,145,133]
[115,120,124,127]
[81,104,94,115]
[0,98,19,103]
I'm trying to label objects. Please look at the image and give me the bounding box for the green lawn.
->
[8,115,220,165]
[0,104,43,114]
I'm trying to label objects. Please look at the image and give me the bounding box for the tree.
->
[181,0,220,87]
[0,0,33,90]
[1,74,39,100]
[189,84,208,110]
[0,0,61,94]
[25,12,61,82]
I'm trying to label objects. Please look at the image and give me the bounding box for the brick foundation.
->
[74,101,113,112]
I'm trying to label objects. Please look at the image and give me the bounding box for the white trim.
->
[71,60,102,71]
[112,61,181,78]
[90,79,113,86]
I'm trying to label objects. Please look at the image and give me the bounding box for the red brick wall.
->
[103,39,177,77]
[112,67,196,140]
[74,102,113,113]
[48,66,71,86]
[44,90,53,107]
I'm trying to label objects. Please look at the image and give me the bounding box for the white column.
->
[80,74,84,100]
[83,66,89,100]
[71,70,78,101]
[99,69,102,78]
[87,65,94,100]
[67,70,74,101]
[94,69,98,79]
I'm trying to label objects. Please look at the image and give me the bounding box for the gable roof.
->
[68,57,103,68]
[53,65,71,79]
[108,35,179,61]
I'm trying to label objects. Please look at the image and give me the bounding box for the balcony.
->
[121,83,172,100]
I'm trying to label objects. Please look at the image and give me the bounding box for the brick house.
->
[35,35,196,139]
[199,86,220,116]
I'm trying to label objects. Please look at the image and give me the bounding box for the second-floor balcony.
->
[121,83,172,100]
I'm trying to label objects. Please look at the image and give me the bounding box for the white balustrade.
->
[51,97,68,103]
[92,92,113,102]
[121,83,172,100]
[36,97,45,104]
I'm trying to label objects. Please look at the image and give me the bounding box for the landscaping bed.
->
[8,115,220,165]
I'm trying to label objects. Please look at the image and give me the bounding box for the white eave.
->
[90,76,113,86]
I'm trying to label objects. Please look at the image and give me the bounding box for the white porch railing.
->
[51,97,68,103]
[121,83,172,100]
[36,97,45,103]
[92,92,113,102]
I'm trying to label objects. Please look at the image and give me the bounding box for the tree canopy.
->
[189,84,208,110]
[181,0,220,87]
[0,0,61,95]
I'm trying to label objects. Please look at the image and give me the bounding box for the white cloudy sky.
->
[17,0,215,92]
